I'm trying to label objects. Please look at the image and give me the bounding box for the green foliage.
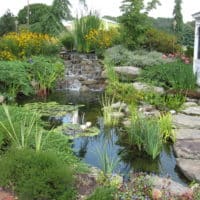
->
[74,13,101,52]
[101,94,121,127]
[96,143,119,175]
[182,22,195,47]
[158,113,175,142]
[60,31,74,51]
[127,113,162,159]
[106,81,141,104]
[0,149,76,200]
[51,0,72,21]
[27,56,64,95]
[120,0,160,49]
[150,17,173,33]
[143,92,186,111]
[144,28,181,53]
[0,10,16,36]
[86,186,116,200]
[173,0,183,37]
[140,61,197,90]
[104,45,171,67]
[17,3,65,35]
[0,61,33,99]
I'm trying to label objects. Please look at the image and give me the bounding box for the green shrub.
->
[0,149,76,200]
[27,56,64,96]
[143,92,186,111]
[86,186,116,200]
[0,61,33,99]
[60,31,74,51]
[144,28,181,53]
[140,61,197,90]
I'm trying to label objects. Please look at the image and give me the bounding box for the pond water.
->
[17,90,188,185]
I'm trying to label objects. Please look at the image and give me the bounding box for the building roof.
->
[192,11,200,19]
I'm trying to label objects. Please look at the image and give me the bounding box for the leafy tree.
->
[51,0,72,20]
[18,4,51,24]
[173,0,183,36]
[120,0,160,50]
[182,21,195,47]
[0,10,16,36]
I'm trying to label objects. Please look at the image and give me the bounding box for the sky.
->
[0,0,199,22]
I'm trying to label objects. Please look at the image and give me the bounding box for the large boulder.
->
[176,129,200,140]
[181,106,200,116]
[114,66,141,80]
[176,158,200,182]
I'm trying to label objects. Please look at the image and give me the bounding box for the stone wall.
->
[57,52,106,92]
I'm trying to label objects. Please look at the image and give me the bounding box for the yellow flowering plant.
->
[0,31,60,60]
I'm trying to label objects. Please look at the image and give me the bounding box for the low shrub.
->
[86,186,116,200]
[104,45,172,67]
[60,31,74,51]
[0,61,33,99]
[26,56,64,96]
[143,92,186,111]
[144,28,181,53]
[0,149,76,200]
[140,61,197,90]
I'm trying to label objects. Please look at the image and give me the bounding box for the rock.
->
[122,119,131,127]
[133,82,164,94]
[0,95,5,103]
[101,70,107,79]
[80,85,90,92]
[114,66,141,79]
[111,102,127,110]
[181,106,200,116]
[170,110,176,115]
[110,112,125,118]
[176,158,200,182]
[151,175,192,197]
[139,104,160,117]
[183,102,198,107]
[82,80,98,85]
[173,114,200,129]
[176,129,200,140]
[173,139,200,159]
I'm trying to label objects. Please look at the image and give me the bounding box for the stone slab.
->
[176,158,200,182]
[173,139,200,159]
[114,66,141,79]
[172,114,200,129]
[181,106,200,116]
[176,129,200,140]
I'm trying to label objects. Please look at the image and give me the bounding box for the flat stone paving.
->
[173,103,200,182]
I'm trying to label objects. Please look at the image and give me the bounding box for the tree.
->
[173,0,183,36]
[120,0,160,50]
[0,10,16,36]
[51,0,72,20]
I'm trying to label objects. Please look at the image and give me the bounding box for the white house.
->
[192,12,200,85]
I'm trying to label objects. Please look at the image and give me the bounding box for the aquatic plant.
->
[158,113,176,142]
[127,114,162,159]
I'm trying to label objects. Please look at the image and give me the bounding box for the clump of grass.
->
[101,94,121,127]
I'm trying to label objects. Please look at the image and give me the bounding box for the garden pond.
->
[17,90,188,185]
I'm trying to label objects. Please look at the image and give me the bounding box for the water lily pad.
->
[24,102,83,118]
[55,123,100,139]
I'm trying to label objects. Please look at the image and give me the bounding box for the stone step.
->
[176,129,200,140]
[173,114,200,129]
[173,139,200,159]
[176,158,200,182]
[181,106,200,116]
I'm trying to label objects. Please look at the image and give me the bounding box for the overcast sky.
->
[0,0,199,22]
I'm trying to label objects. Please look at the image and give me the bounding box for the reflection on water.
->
[17,90,188,185]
